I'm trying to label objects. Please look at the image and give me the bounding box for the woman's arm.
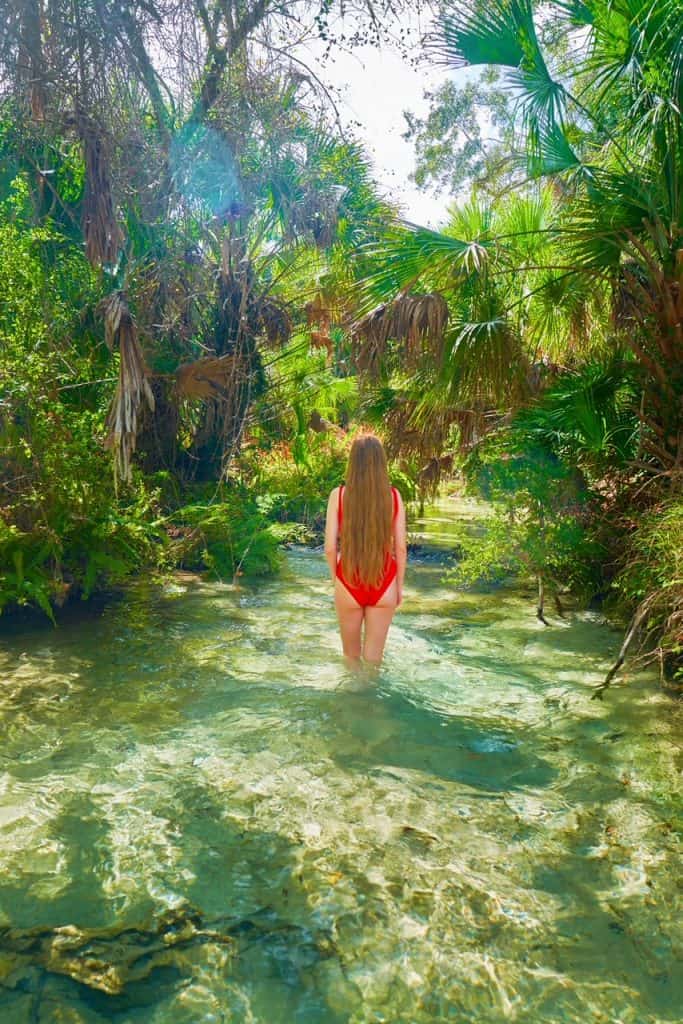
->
[324,487,339,582]
[394,491,407,606]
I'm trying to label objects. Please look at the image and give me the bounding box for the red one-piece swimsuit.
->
[335,485,399,607]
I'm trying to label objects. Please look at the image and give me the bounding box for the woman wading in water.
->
[324,434,407,666]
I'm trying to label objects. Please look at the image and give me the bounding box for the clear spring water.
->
[0,499,681,1023]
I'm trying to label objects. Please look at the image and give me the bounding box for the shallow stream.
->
[0,498,681,1022]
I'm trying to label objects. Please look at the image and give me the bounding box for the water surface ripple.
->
[0,500,681,1023]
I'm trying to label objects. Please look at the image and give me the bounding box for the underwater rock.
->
[0,906,225,995]
[0,904,337,1001]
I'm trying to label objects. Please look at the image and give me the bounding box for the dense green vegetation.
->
[0,0,399,601]
[0,0,680,687]
[360,0,683,685]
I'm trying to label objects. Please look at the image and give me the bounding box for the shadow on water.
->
[0,793,114,931]
[312,685,557,793]
[1,536,681,1022]
[0,782,355,1023]
[514,834,683,1019]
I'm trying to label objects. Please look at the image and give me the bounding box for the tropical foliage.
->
[0,1,415,615]
[0,0,680,687]
[353,0,682,682]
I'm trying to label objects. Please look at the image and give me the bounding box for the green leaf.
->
[436,0,529,70]
[22,581,56,624]
[528,119,582,176]
[11,549,23,586]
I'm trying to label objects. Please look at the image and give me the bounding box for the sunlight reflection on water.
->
[0,499,681,1022]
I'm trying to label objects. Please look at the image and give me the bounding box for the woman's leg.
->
[362,578,398,665]
[334,579,364,663]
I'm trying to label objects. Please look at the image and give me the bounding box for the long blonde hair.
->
[340,434,393,587]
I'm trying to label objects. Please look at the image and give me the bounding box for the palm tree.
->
[354,186,604,467]
[357,0,682,478]
[350,0,682,679]
[448,0,682,470]
[0,0,422,483]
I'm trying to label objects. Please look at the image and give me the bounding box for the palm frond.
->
[433,0,529,69]
[175,355,241,401]
[444,198,494,248]
[495,187,558,257]
[568,168,662,271]
[553,0,595,26]
[443,313,528,407]
[358,223,492,308]
[511,358,640,469]
[103,294,154,483]
[434,0,567,128]
[528,120,583,176]
[351,293,449,375]
[526,267,605,356]
[359,376,458,468]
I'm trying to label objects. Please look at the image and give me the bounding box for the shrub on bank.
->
[0,218,169,618]
[450,425,603,615]
[238,430,418,540]
[170,486,307,580]
[0,218,295,620]
[609,498,683,680]
[238,433,350,536]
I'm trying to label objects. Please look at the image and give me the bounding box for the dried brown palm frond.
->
[567,302,592,352]
[351,292,449,375]
[101,291,126,351]
[377,391,455,463]
[306,292,340,358]
[260,298,291,347]
[451,407,505,452]
[103,294,154,483]
[310,330,333,355]
[177,362,256,477]
[444,316,529,410]
[175,354,254,454]
[381,397,459,502]
[305,289,347,327]
[78,114,124,267]
[305,294,329,326]
[175,355,242,401]
[309,410,345,436]
[417,453,455,497]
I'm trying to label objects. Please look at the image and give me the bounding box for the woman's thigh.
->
[334,579,364,659]
[363,579,398,664]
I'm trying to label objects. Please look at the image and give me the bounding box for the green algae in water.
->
[0,498,681,1022]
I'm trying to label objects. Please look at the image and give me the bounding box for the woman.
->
[324,434,407,666]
